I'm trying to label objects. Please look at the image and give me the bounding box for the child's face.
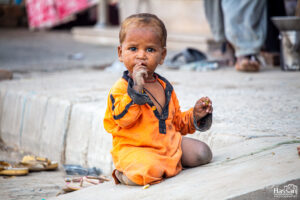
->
[118,25,166,76]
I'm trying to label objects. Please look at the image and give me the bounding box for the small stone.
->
[143,184,150,189]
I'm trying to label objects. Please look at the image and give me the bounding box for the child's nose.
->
[136,50,146,60]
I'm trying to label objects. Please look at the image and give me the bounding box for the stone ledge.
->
[53,138,300,200]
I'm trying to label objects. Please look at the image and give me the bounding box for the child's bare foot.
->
[113,169,138,186]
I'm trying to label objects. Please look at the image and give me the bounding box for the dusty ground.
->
[0,140,113,200]
[0,141,66,200]
[0,28,117,73]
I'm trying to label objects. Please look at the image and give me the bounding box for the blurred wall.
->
[119,0,212,37]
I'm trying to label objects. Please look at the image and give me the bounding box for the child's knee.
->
[197,143,212,164]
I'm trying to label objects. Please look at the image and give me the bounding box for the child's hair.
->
[119,13,167,47]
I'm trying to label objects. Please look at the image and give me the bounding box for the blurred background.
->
[0,0,298,76]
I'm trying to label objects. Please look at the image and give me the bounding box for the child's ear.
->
[159,47,167,65]
[118,45,123,62]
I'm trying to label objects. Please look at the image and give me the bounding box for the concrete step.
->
[71,27,213,51]
[53,137,300,200]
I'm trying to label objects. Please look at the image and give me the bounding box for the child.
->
[104,13,213,186]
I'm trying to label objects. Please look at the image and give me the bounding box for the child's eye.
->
[129,47,137,51]
[146,48,155,52]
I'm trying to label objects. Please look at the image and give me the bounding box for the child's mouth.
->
[136,61,147,66]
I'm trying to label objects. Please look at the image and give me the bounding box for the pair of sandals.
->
[0,155,58,176]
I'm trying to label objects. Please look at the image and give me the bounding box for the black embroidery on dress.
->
[122,71,173,134]
[110,92,134,120]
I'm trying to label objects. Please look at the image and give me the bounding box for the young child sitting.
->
[104,13,213,186]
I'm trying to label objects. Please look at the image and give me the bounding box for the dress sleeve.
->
[107,81,143,128]
[172,91,212,135]
[172,92,196,135]
[127,78,151,105]
[193,113,212,132]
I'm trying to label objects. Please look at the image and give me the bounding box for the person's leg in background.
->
[204,0,235,66]
[204,0,225,43]
[222,0,267,72]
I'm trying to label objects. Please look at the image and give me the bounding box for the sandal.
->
[59,176,110,194]
[18,155,58,172]
[0,161,29,176]
[235,55,260,72]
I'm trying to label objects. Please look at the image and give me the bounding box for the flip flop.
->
[18,155,58,172]
[0,161,29,176]
[61,176,110,194]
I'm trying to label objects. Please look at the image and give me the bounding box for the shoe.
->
[0,161,29,176]
[57,176,110,195]
[18,155,58,172]
[235,55,260,72]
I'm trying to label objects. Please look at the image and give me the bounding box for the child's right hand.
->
[132,64,148,92]
[193,97,213,121]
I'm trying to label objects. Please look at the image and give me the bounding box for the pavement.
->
[0,28,117,73]
[0,28,300,199]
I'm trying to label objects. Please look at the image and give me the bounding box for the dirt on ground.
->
[0,140,66,200]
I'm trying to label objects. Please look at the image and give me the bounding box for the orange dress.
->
[104,71,211,185]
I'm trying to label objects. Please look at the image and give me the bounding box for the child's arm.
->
[172,92,197,135]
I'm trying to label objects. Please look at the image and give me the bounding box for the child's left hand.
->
[193,97,213,121]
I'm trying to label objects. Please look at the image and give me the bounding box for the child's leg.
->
[181,137,212,168]
[114,169,139,186]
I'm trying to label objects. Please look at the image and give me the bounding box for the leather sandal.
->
[235,55,260,72]
[0,161,29,176]
[18,155,58,172]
